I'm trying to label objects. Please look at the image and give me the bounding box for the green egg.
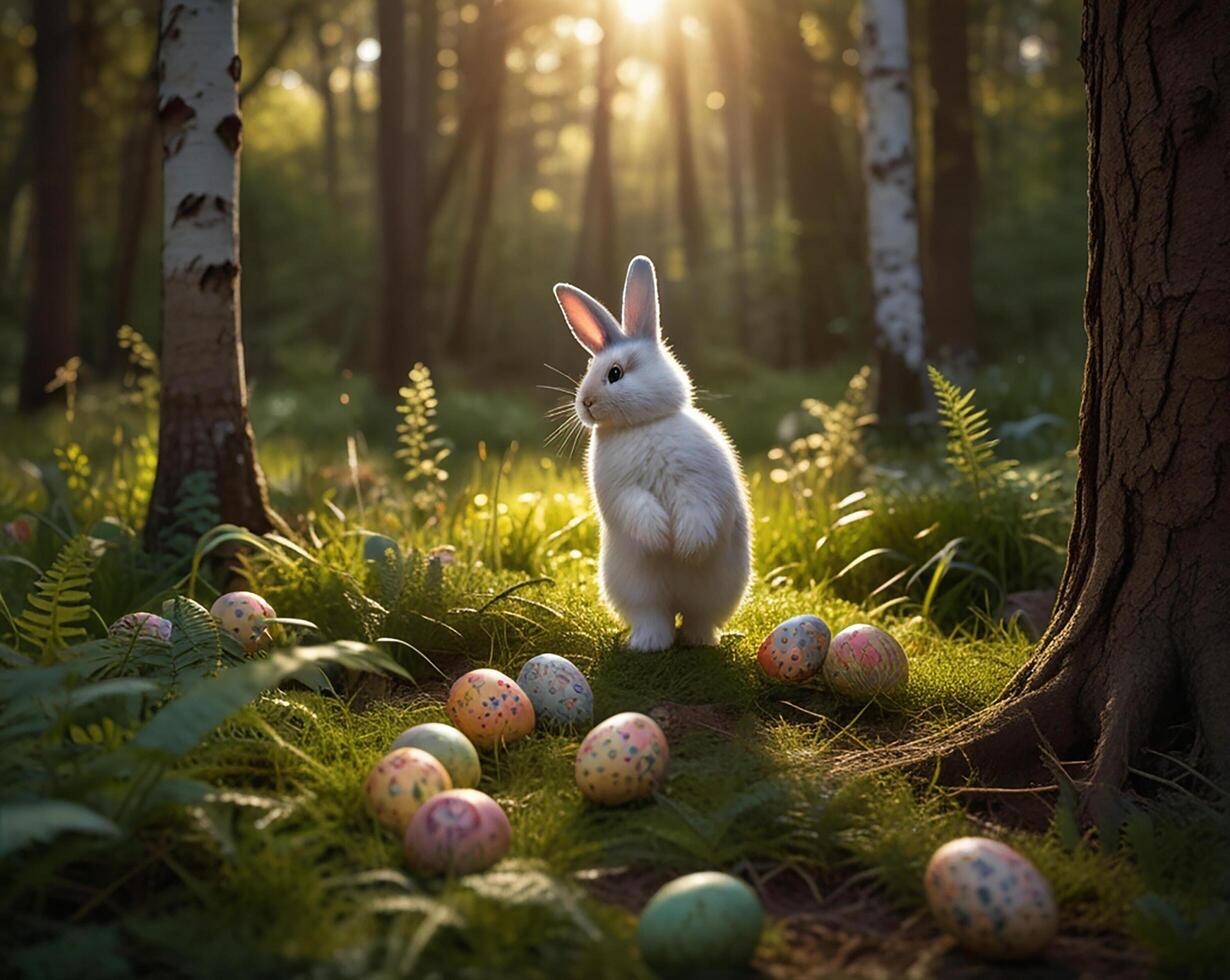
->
[391,723,482,789]
[636,872,764,976]
[361,532,401,564]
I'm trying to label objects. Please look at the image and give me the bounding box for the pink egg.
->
[364,747,453,833]
[925,837,1058,959]
[575,712,669,805]
[822,623,908,699]
[108,611,173,644]
[404,789,511,875]
[209,590,276,653]
[445,669,536,749]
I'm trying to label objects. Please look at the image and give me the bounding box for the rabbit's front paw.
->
[672,505,720,561]
[619,489,671,552]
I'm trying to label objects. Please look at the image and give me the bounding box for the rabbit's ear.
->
[621,255,660,342]
[554,283,621,354]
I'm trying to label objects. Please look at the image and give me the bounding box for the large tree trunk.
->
[447,1,507,360]
[663,0,707,277]
[854,0,1230,811]
[709,0,751,349]
[19,0,79,412]
[573,0,618,300]
[313,13,342,213]
[859,0,926,421]
[146,0,280,546]
[0,107,34,284]
[375,0,415,392]
[924,0,978,364]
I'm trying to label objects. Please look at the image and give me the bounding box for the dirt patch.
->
[648,701,740,739]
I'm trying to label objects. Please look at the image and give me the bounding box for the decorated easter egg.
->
[575,712,669,805]
[404,788,511,875]
[209,591,276,653]
[637,872,764,973]
[822,623,908,699]
[925,837,1058,959]
[445,669,536,750]
[757,614,831,682]
[108,611,173,644]
[364,747,453,833]
[391,723,482,789]
[515,653,594,727]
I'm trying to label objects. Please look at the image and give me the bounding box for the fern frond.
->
[16,535,100,660]
[395,363,451,513]
[154,470,220,562]
[928,366,1017,506]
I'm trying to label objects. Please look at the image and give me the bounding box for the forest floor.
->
[2,367,1228,978]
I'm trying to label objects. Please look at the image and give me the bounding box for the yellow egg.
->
[209,591,276,653]
[925,837,1058,959]
[445,669,536,750]
[822,623,908,699]
[364,747,452,833]
[575,712,669,805]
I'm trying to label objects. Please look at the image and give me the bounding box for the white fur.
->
[553,256,752,650]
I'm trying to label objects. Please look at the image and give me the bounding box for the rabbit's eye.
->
[606,365,623,384]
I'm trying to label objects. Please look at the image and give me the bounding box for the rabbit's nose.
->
[582,396,595,408]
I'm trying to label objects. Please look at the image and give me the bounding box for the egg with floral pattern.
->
[575,712,669,805]
[822,623,908,699]
[364,747,453,833]
[404,789,511,875]
[925,837,1058,959]
[515,653,594,727]
[757,615,831,682]
[445,669,536,749]
[392,723,482,788]
[209,591,276,653]
[108,611,173,645]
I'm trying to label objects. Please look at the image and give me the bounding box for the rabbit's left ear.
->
[621,255,660,342]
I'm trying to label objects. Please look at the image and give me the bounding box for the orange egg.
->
[445,669,536,749]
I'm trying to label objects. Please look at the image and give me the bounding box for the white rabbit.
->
[553,255,752,651]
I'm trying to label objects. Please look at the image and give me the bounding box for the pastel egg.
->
[515,653,594,727]
[575,712,669,805]
[404,788,511,875]
[445,669,536,750]
[209,590,276,653]
[637,872,764,973]
[364,747,453,833]
[391,723,482,788]
[108,611,173,644]
[925,837,1058,959]
[822,623,908,699]
[757,614,831,682]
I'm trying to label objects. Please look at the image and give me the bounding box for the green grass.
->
[2,360,1227,978]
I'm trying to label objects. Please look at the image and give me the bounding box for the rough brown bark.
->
[924,0,978,362]
[851,0,1230,808]
[145,0,281,547]
[19,0,79,412]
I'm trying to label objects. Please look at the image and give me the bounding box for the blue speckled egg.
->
[757,615,831,682]
[515,653,594,727]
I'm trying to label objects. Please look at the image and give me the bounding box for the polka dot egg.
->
[515,653,594,727]
[391,723,482,788]
[445,669,536,750]
[925,837,1058,959]
[823,623,908,699]
[757,614,831,682]
[209,591,276,653]
[108,612,173,644]
[364,747,452,833]
[404,789,511,875]
[575,712,669,805]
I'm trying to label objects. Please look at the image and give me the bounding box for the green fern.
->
[395,363,451,513]
[928,365,1017,506]
[153,470,220,561]
[16,535,100,661]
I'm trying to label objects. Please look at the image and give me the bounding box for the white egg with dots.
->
[209,591,276,653]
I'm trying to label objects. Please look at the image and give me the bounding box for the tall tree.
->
[663,0,706,275]
[313,12,342,212]
[877,0,1230,811]
[447,0,509,359]
[146,0,280,545]
[924,0,977,363]
[19,0,79,412]
[573,0,618,300]
[859,0,926,420]
[375,0,415,391]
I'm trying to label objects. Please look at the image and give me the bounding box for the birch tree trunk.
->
[145,0,280,546]
[859,0,926,419]
[19,0,79,412]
